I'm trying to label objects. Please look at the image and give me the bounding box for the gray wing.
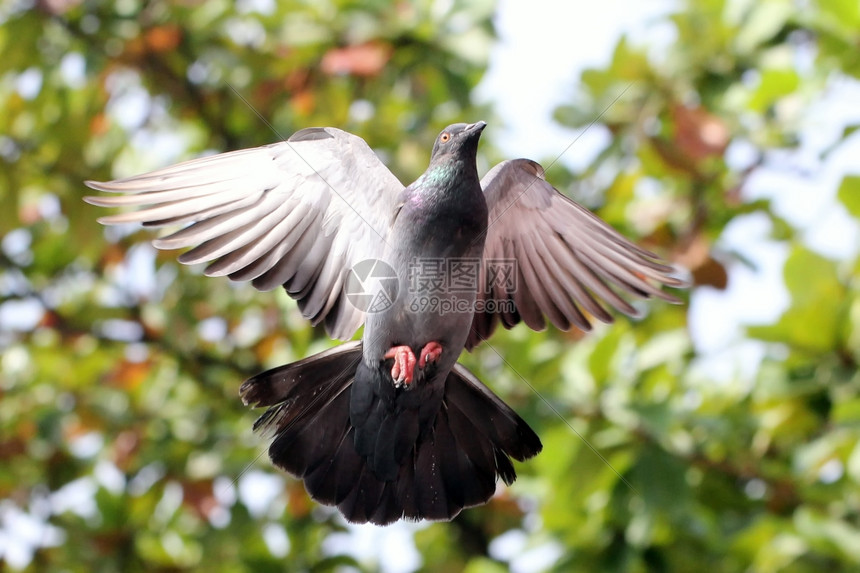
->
[85,127,404,340]
[466,159,686,350]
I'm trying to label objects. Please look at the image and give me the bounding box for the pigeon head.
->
[428,121,486,167]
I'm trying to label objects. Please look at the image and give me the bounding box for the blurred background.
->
[2,0,860,571]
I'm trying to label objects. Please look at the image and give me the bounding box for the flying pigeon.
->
[85,121,685,525]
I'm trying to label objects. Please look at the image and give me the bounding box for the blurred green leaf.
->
[748,245,845,353]
[748,69,800,113]
[837,175,860,219]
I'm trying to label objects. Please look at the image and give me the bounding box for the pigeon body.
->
[354,122,489,485]
[365,121,488,363]
[85,121,685,525]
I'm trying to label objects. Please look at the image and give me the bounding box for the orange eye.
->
[440,133,450,143]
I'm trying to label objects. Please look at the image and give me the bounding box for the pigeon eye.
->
[440,133,451,143]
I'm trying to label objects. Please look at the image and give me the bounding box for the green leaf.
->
[795,507,860,562]
[837,175,860,219]
[814,0,860,31]
[463,557,510,573]
[748,245,844,353]
[734,0,794,55]
[748,69,800,112]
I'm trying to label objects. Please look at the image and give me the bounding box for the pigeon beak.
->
[466,121,487,133]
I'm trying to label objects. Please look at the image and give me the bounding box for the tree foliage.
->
[1,0,859,571]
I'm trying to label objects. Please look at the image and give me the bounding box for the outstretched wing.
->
[85,127,404,340]
[466,159,686,349]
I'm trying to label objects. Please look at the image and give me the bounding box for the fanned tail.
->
[240,342,542,525]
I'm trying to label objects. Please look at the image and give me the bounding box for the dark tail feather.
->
[240,341,362,409]
[386,364,542,523]
[240,344,542,525]
[444,364,543,468]
[239,341,363,480]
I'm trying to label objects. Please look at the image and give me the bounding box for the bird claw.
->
[384,342,443,387]
[392,368,407,388]
[418,341,443,368]
[384,345,417,387]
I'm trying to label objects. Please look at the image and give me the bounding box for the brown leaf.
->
[37,309,56,328]
[121,36,147,62]
[286,480,311,518]
[674,232,728,289]
[672,104,729,161]
[254,334,280,361]
[562,327,588,343]
[145,25,183,53]
[183,479,218,519]
[290,90,315,116]
[283,68,311,93]
[18,203,42,224]
[108,358,152,390]
[90,113,109,136]
[321,42,392,77]
[488,490,525,517]
[0,438,26,460]
[650,137,699,174]
[113,430,141,470]
[100,244,126,268]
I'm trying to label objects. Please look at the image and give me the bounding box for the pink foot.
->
[384,345,417,387]
[418,341,443,368]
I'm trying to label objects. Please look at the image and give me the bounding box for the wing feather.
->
[467,158,686,349]
[86,128,404,340]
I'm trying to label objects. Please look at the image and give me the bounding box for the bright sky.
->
[476,0,673,165]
